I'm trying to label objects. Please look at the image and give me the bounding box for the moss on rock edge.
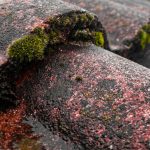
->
[138,23,150,50]
[7,11,108,62]
[93,32,105,47]
[7,34,48,62]
[127,22,150,60]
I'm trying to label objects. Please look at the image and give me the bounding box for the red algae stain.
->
[16,68,34,87]
[0,101,39,150]
[0,101,25,149]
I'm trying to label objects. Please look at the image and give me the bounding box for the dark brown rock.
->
[16,44,150,149]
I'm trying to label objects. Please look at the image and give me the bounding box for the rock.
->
[127,22,150,68]
[16,44,150,149]
[64,0,150,68]
[0,0,108,109]
[0,0,150,149]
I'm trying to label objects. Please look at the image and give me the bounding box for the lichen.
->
[7,34,48,62]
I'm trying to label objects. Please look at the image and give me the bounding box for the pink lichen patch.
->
[16,10,24,19]
[94,99,105,107]
[95,125,106,137]
[0,9,10,16]
[50,108,60,120]
[132,126,150,150]
[70,109,81,120]
[108,66,146,108]
[126,104,150,125]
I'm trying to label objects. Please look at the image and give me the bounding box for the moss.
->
[49,11,95,30]
[80,14,89,22]
[128,23,150,60]
[48,30,64,45]
[7,11,108,63]
[142,24,150,33]
[61,16,72,26]
[86,13,95,22]
[7,34,48,62]
[32,27,48,40]
[93,32,105,47]
[71,29,92,42]
[138,24,150,50]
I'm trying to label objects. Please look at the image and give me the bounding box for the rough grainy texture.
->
[16,45,150,150]
[63,0,150,68]
[0,0,79,58]
[0,0,150,149]
[0,0,108,107]
[64,0,150,49]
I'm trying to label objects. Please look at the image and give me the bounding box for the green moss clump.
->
[79,14,89,22]
[128,23,150,59]
[7,11,108,63]
[61,16,72,26]
[142,24,150,33]
[71,29,92,42]
[86,13,95,22]
[48,11,95,30]
[33,27,48,41]
[7,34,48,62]
[138,24,150,50]
[93,32,105,47]
[49,30,64,45]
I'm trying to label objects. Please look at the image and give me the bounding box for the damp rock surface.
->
[0,0,108,108]
[63,0,150,68]
[16,45,150,150]
[63,0,150,49]
[0,0,150,150]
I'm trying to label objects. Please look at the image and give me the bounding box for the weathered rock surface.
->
[0,0,108,107]
[64,0,150,49]
[16,45,150,150]
[0,0,150,150]
[64,0,150,68]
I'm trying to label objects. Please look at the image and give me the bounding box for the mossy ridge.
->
[7,11,107,62]
[126,22,150,60]
[138,23,150,50]
[132,23,150,51]
[48,11,95,30]
[93,32,105,47]
[7,34,48,62]
[53,11,106,47]
[69,30,105,47]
